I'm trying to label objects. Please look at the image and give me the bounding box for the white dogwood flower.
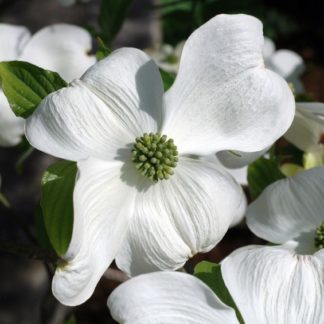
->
[26,14,294,306]
[0,23,95,146]
[108,271,239,324]
[222,167,324,324]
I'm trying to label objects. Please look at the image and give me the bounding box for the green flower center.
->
[314,222,324,249]
[132,133,178,181]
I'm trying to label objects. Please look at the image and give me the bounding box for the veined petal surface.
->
[246,167,324,245]
[52,158,138,306]
[222,245,324,324]
[108,271,239,324]
[0,23,31,60]
[19,24,95,82]
[0,91,24,146]
[116,157,245,276]
[162,14,294,155]
[26,48,162,161]
[81,48,163,130]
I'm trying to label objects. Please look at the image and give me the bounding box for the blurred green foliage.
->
[159,0,298,45]
[248,156,285,200]
[98,0,134,46]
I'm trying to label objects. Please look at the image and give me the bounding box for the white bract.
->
[0,23,95,146]
[26,14,294,306]
[108,271,239,324]
[216,37,305,185]
[217,37,304,185]
[284,102,324,152]
[214,148,269,186]
[222,167,324,324]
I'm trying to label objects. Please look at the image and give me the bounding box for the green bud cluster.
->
[132,132,178,181]
[314,222,324,249]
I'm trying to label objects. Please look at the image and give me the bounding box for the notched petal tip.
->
[162,13,294,156]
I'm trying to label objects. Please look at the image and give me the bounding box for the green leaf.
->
[248,156,285,200]
[96,37,112,60]
[40,161,77,256]
[194,261,244,324]
[0,61,67,118]
[98,0,133,45]
[160,69,176,91]
[35,205,54,251]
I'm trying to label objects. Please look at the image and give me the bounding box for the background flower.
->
[0,23,96,146]
[148,41,185,74]
[284,102,324,152]
[222,167,324,323]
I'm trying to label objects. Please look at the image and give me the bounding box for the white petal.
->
[296,102,324,125]
[267,49,304,80]
[52,159,138,306]
[284,109,323,152]
[222,245,324,324]
[225,167,248,187]
[230,190,247,227]
[216,148,268,169]
[116,157,245,276]
[19,24,96,82]
[262,37,275,60]
[81,47,163,128]
[246,167,324,246]
[0,90,24,146]
[207,153,248,186]
[108,271,239,324]
[26,48,162,161]
[284,102,324,152]
[162,14,295,155]
[211,148,268,186]
[0,23,31,60]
